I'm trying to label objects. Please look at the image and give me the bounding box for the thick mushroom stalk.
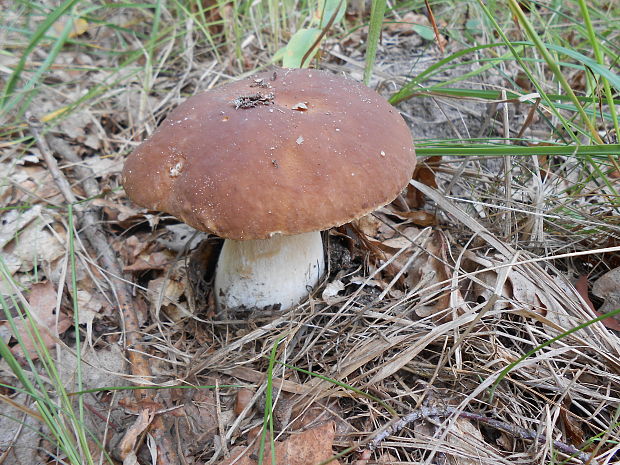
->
[214,231,325,311]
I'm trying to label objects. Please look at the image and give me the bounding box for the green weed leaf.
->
[281,28,322,68]
[315,0,346,28]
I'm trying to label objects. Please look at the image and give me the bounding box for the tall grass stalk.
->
[506,0,604,144]
[0,257,102,465]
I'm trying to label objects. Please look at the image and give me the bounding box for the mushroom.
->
[122,68,416,312]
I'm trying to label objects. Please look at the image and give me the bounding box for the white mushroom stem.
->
[214,231,325,311]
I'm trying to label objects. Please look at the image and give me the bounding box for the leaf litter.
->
[0,7,619,465]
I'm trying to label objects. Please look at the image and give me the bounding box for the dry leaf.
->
[560,400,585,447]
[218,422,340,465]
[574,275,595,311]
[2,211,66,273]
[591,268,620,331]
[8,281,71,360]
[146,262,191,321]
[235,388,255,415]
[81,155,121,178]
[389,209,437,226]
[119,409,154,464]
[446,417,493,465]
[322,279,346,304]
[354,215,383,238]
[75,289,104,344]
[124,250,173,271]
[406,156,441,209]
[174,388,222,452]
[157,223,208,252]
[410,230,466,320]
[92,197,142,224]
[0,206,41,249]
[51,17,89,38]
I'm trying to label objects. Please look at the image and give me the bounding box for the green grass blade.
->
[257,336,283,465]
[363,0,387,86]
[415,144,620,158]
[1,0,82,114]
[506,0,603,143]
[577,0,620,139]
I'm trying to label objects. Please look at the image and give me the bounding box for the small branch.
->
[366,406,595,464]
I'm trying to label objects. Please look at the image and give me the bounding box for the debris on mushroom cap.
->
[122,68,416,240]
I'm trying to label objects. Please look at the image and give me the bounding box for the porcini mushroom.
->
[122,68,416,312]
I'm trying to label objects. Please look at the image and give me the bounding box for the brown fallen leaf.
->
[406,156,441,209]
[574,275,595,311]
[123,250,173,271]
[589,270,620,331]
[410,230,467,320]
[560,400,585,448]
[8,281,71,360]
[235,388,255,415]
[118,409,153,464]
[388,209,437,226]
[217,422,341,465]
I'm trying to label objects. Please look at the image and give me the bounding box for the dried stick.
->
[365,406,595,464]
[27,115,179,464]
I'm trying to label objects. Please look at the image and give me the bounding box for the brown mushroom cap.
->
[122,68,416,240]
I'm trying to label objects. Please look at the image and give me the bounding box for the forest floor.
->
[1,2,619,465]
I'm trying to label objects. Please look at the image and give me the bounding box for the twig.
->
[424,0,445,54]
[27,115,180,464]
[365,406,595,464]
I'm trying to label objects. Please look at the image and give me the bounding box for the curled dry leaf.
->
[123,249,173,272]
[92,197,143,225]
[217,422,340,465]
[157,223,208,253]
[406,156,441,209]
[353,213,428,288]
[388,208,437,226]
